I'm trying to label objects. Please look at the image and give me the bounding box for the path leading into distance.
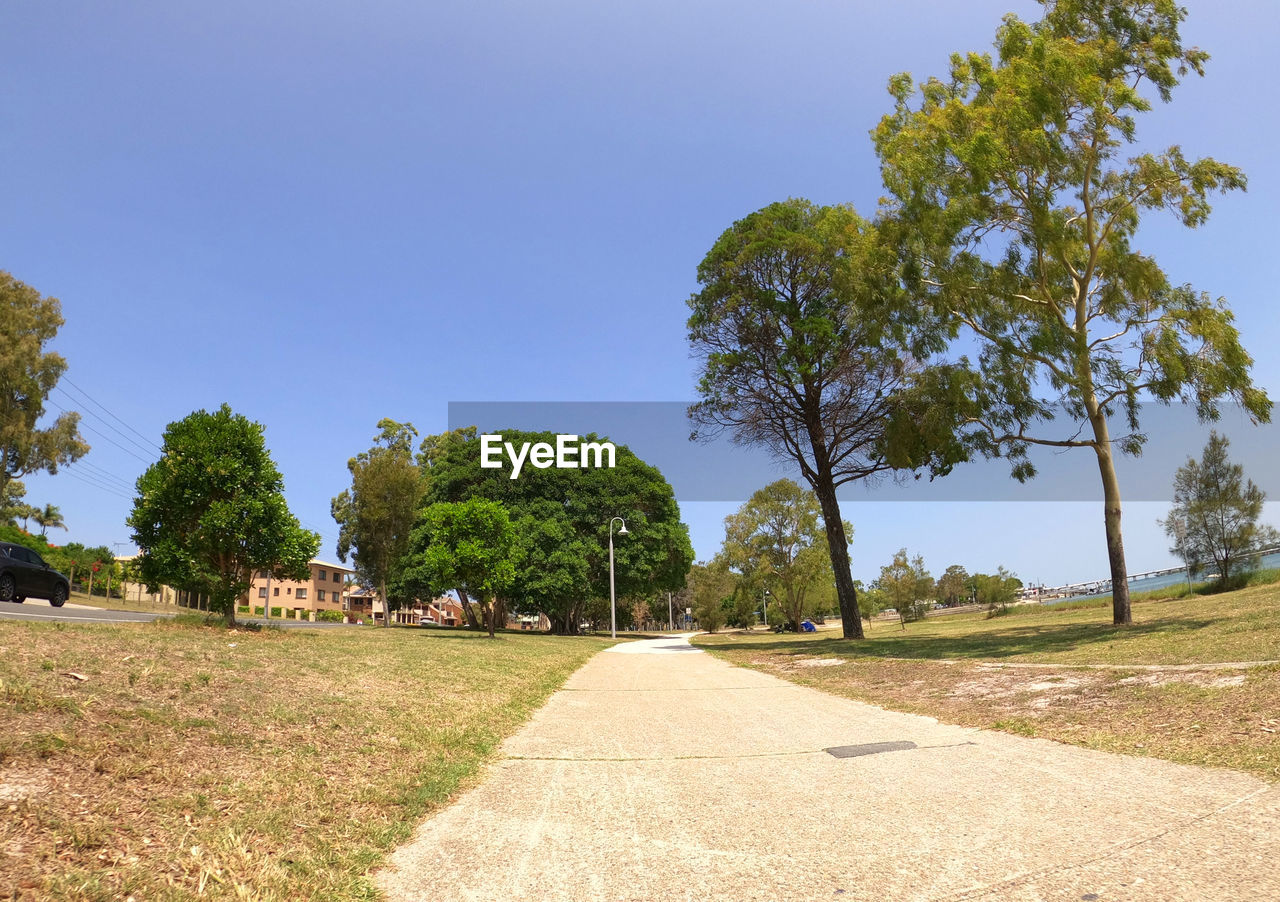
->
[378,634,1279,901]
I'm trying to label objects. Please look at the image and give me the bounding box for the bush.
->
[317,610,344,622]
[0,525,47,553]
[237,606,250,614]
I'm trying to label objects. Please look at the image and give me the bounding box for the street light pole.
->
[668,590,673,631]
[761,588,770,629]
[608,517,628,639]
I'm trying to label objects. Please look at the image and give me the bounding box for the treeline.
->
[333,422,694,636]
[687,479,1024,632]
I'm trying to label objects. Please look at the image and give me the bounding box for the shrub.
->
[317,610,344,623]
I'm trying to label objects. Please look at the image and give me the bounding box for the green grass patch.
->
[700,581,1280,666]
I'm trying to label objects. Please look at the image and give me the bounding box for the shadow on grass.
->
[751,617,1219,661]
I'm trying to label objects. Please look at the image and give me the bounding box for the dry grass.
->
[698,586,1280,780]
[0,617,610,900]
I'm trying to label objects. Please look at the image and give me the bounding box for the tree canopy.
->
[332,419,423,626]
[1162,431,1277,586]
[0,272,89,494]
[876,549,934,628]
[128,404,319,625]
[720,479,833,632]
[410,427,693,634]
[874,0,1271,625]
[402,498,519,638]
[687,199,966,640]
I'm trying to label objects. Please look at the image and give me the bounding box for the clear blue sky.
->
[4,1,1276,586]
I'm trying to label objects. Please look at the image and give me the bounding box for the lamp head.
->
[618,524,629,536]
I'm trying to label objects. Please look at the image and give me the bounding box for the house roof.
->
[309,559,352,571]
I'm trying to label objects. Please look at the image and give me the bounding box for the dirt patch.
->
[0,768,51,803]
[792,658,846,669]
[711,647,1280,781]
[1116,672,1247,689]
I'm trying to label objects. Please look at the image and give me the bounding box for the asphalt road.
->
[0,600,356,629]
[378,634,1279,902]
[0,599,162,624]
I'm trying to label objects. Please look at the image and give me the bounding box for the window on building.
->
[333,572,341,582]
[318,569,327,581]
[317,590,326,602]
[258,587,267,598]
[296,588,308,600]
[273,587,279,596]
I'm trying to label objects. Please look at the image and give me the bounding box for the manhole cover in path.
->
[824,741,917,758]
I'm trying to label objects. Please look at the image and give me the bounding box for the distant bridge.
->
[1022,544,1280,601]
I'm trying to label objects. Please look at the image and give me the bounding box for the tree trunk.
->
[1093,439,1132,625]
[380,579,391,627]
[809,473,864,640]
[456,588,481,629]
[486,599,496,639]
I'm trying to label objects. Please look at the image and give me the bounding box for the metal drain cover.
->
[824,741,917,758]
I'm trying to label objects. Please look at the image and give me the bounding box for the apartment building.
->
[246,559,353,616]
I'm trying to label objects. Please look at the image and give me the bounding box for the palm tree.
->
[18,504,39,532]
[34,504,66,538]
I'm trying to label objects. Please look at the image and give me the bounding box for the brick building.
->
[246,559,353,618]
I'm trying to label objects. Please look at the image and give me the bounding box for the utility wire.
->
[60,468,134,501]
[52,386,159,460]
[71,459,136,491]
[46,399,154,464]
[58,377,163,454]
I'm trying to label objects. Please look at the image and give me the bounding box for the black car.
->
[0,542,70,607]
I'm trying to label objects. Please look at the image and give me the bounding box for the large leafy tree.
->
[687,199,965,640]
[402,499,519,638]
[720,479,833,632]
[0,272,89,494]
[332,419,423,627]
[411,428,693,634]
[128,404,319,626]
[1161,431,1277,586]
[874,0,1272,625]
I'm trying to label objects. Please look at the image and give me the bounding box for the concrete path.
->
[378,635,1279,901]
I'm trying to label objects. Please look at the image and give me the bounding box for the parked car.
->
[0,542,70,607]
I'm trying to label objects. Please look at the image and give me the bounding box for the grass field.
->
[697,584,1280,780]
[0,618,611,900]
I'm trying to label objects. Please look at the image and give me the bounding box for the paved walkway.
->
[378,635,1279,901]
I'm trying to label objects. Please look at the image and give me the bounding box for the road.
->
[0,599,162,624]
[0,600,354,629]
[378,634,1279,901]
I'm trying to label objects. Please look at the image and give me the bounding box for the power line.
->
[60,468,134,501]
[70,459,136,491]
[46,399,154,464]
[52,386,159,460]
[58,378,163,454]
